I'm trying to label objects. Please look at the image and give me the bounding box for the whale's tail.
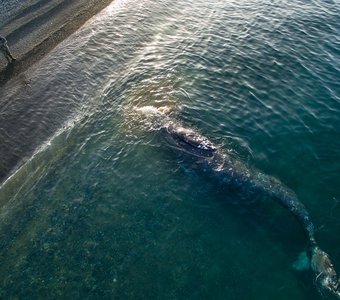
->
[163,121,340,298]
[250,173,340,298]
[310,245,340,298]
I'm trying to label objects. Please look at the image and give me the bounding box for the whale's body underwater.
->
[161,120,339,298]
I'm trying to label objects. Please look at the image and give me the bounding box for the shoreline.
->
[0,0,115,183]
[0,0,114,83]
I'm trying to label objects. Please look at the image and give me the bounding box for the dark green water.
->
[0,0,339,299]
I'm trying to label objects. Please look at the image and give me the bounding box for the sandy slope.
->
[0,0,114,82]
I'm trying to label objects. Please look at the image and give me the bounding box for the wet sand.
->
[0,0,114,82]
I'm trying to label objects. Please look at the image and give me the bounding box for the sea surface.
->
[0,0,339,299]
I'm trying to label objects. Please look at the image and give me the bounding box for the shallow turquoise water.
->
[0,0,339,299]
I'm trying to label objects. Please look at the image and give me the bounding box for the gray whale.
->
[163,121,339,298]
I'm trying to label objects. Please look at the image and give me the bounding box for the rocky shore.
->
[0,0,114,82]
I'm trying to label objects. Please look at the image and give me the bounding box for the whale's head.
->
[165,122,217,158]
